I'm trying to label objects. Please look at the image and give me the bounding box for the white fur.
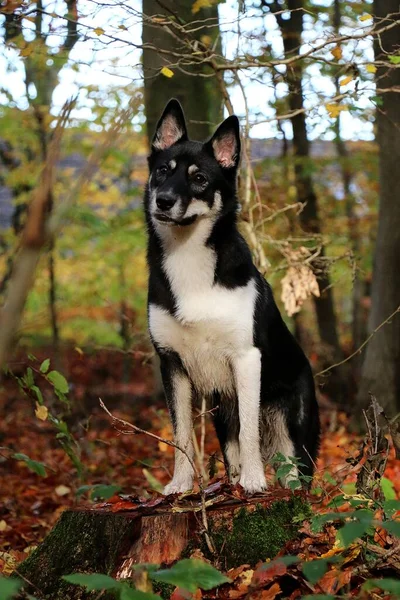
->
[163,372,194,495]
[153,115,184,151]
[188,164,199,174]
[225,440,241,483]
[233,348,267,493]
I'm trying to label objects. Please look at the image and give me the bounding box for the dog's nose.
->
[156,195,176,211]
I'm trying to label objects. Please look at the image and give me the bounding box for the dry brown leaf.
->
[281,260,320,317]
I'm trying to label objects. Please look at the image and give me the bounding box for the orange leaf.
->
[318,568,351,595]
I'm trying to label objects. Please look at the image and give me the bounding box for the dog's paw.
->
[163,479,193,495]
[239,471,267,495]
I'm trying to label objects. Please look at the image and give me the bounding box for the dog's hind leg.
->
[212,393,241,484]
[160,353,195,495]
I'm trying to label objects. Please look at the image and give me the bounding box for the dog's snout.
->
[156,195,176,211]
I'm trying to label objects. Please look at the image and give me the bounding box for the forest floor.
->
[0,344,399,598]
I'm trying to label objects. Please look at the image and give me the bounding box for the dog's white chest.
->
[149,282,256,395]
[149,221,257,395]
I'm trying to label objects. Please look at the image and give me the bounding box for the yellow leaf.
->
[325,103,348,118]
[20,46,33,57]
[331,45,342,60]
[192,0,213,14]
[118,24,127,30]
[75,346,84,356]
[0,520,7,532]
[94,27,105,36]
[366,64,377,73]
[160,66,174,78]
[200,35,212,47]
[360,13,372,21]
[35,403,48,421]
[55,485,71,496]
[340,75,353,86]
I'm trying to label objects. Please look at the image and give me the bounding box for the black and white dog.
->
[145,99,320,495]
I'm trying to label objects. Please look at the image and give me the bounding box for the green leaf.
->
[152,559,230,593]
[47,370,69,394]
[275,463,294,480]
[31,385,44,404]
[302,559,329,584]
[91,484,121,500]
[383,499,400,516]
[63,573,120,591]
[337,519,371,547]
[40,358,50,373]
[120,585,160,600]
[366,578,400,594]
[389,55,400,64]
[143,468,164,493]
[0,576,22,600]
[381,520,400,537]
[381,477,396,501]
[13,453,47,476]
[322,472,337,485]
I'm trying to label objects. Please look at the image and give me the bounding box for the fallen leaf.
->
[55,485,71,497]
[0,520,8,532]
[318,568,351,594]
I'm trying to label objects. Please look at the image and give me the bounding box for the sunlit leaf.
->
[160,67,174,78]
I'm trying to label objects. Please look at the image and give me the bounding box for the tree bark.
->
[16,492,309,599]
[357,2,400,414]
[267,0,347,399]
[142,0,223,141]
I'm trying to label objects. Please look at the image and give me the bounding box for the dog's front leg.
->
[160,356,194,495]
[233,348,267,494]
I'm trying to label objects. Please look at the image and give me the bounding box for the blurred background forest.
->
[0,0,399,583]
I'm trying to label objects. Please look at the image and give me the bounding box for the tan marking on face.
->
[188,164,199,175]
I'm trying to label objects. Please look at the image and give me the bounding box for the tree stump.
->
[17,485,310,599]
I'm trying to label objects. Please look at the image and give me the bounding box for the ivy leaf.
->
[0,576,22,600]
[47,370,69,394]
[152,559,230,593]
[63,573,120,591]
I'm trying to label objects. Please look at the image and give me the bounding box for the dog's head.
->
[145,99,240,228]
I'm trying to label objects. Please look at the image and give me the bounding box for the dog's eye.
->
[158,165,168,175]
[193,172,207,185]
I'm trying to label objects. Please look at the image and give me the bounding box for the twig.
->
[316,305,400,377]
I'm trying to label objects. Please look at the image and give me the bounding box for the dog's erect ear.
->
[205,115,241,170]
[152,99,188,152]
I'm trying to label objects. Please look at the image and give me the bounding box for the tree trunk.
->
[357,2,400,414]
[16,491,309,599]
[269,0,347,399]
[142,0,223,141]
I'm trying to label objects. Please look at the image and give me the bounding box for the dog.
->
[144,99,320,494]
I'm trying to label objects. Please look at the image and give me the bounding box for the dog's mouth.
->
[154,213,198,227]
